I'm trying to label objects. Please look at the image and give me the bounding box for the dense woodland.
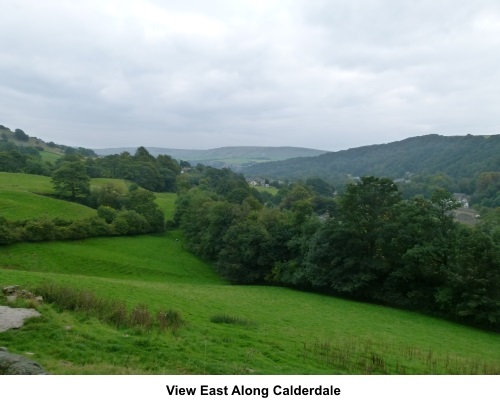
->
[1,129,500,331]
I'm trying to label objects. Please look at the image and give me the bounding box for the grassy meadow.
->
[0,174,137,221]
[0,173,499,375]
[40,150,63,163]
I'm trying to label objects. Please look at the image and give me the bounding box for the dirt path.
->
[0,306,41,333]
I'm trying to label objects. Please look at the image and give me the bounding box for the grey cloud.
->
[0,0,499,150]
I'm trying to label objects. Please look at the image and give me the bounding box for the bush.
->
[112,210,150,235]
[22,217,58,241]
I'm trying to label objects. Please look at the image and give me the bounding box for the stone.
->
[2,285,19,295]
[0,306,41,333]
[0,350,47,375]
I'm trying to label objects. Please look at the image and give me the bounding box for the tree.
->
[379,190,460,310]
[121,189,165,232]
[51,161,91,200]
[217,219,271,284]
[14,128,29,142]
[305,177,334,196]
[90,182,126,209]
[305,177,401,299]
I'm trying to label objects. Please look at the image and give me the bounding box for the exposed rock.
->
[0,306,41,333]
[0,349,47,375]
[2,286,42,302]
[2,285,19,295]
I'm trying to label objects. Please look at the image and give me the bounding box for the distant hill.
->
[0,124,63,156]
[0,124,95,160]
[93,146,328,170]
[242,134,500,183]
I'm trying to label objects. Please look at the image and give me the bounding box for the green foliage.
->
[121,189,165,232]
[305,177,334,196]
[0,174,167,244]
[97,205,118,224]
[112,210,150,235]
[52,161,91,200]
[306,177,402,298]
[0,217,17,244]
[14,128,29,142]
[217,219,272,283]
[243,134,500,207]
[472,172,500,207]
[89,147,181,192]
[175,168,500,332]
[90,182,125,209]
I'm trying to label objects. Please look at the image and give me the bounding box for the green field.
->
[0,172,499,375]
[0,173,174,221]
[0,172,96,220]
[252,185,279,195]
[0,172,55,194]
[153,192,177,220]
[0,189,96,220]
[40,150,63,163]
[1,232,499,375]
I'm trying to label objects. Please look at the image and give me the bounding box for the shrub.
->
[157,309,184,334]
[97,205,118,224]
[129,304,152,329]
[112,210,150,235]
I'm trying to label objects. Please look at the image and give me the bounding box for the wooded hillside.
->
[243,134,500,183]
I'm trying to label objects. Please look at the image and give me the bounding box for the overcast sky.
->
[1,0,499,151]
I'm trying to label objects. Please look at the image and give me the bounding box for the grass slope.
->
[1,232,499,375]
[0,173,174,222]
[0,189,95,220]
[0,172,55,194]
[0,172,96,220]
[0,171,498,374]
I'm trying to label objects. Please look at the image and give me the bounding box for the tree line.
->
[175,167,500,332]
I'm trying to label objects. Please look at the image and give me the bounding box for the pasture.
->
[0,171,499,374]
[1,231,499,375]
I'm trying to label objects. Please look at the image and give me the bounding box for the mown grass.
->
[1,231,499,375]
